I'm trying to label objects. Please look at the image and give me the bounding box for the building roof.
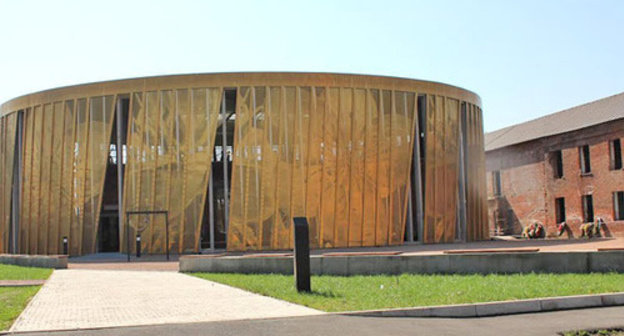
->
[485,92,624,151]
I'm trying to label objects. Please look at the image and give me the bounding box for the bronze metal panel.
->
[444,98,460,243]
[433,96,446,243]
[153,90,174,253]
[334,88,351,247]
[362,89,378,246]
[375,90,391,245]
[6,114,17,249]
[176,89,191,253]
[256,87,272,248]
[20,109,33,253]
[73,99,90,255]
[40,104,54,253]
[228,87,249,250]
[278,87,296,249]
[122,93,144,254]
[0,114,17,252]
[292,87,310,225]
[250,87,265,250]
[465,104,474,241]
[348,89,366,246]
[423,96,436,243]
[59,101,75,254]
[304,87,324,248]
[390,91,416,244]
[187,88,220,252]
[144,91,160,252]
[259,87,280,249]
[83,96,115,254]
[0,116,12,252]
[320,87,337,248]
[31,105,43,254]
[47,103,64,253]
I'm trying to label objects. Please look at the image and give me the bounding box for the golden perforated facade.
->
[0,73,488,256]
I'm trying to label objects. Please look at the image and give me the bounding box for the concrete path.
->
[10,306,624,336]
[10,270,321,333]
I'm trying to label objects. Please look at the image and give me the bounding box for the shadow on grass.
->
[300,290,343,299]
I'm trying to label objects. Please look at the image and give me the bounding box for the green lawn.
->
[0,287,40,331]
[0,264,52,331]
[191,272,624,312]
[0,264,52,280]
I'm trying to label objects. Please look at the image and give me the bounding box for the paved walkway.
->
[10,270,321,333]
[68,253,179,272]
[11,306,624,336]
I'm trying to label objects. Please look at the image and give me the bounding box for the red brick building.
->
[485,92,624,238]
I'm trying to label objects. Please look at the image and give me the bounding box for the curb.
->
[340,292,624,318]
[0,280,46,287]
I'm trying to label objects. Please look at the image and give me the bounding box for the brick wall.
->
[486,119,624,238]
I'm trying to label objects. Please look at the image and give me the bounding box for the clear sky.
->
[0,0,622,132]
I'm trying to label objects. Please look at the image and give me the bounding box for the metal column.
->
[208,169,215,250]
[116,98,125,251]
[11,111,24,254]
[412,96,425,242]
[221,91,229,231]
[457,103,468,242]
[406,188,414,242]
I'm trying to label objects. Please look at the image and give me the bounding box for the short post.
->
[293,217,311,292]
[136,234,141,258]
[165,215,170,261]
[62,236,68,255]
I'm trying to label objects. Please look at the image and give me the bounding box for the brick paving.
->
[9,269,321,333]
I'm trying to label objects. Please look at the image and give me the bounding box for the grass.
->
[191,272,624,312]
[0,264,52,331]
[0,287,40,331]
[0,264,52,280]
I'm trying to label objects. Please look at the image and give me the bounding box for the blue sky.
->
[0,0,622,132]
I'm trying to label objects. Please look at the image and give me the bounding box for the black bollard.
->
[293,217,311,292]
[62,236,68,255]
[136,234,141,258]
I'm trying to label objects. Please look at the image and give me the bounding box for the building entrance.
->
[96,98,127,253]
[200,89,236,250]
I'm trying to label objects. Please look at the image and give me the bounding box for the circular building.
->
[0,72,488,256]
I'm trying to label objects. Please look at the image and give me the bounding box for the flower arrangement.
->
[522,221,544,239]
[580,218,604,238]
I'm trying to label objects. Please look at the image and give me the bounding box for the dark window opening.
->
[610,139,622,170]
[406,94,426,242]
[418,95,426,196]
[555,197,566,223]
[614,191,624,221]
[551,150,563,178]
[201,89,236,250]
[492,171,502,196]
[97,98,128,253]
[579,145,591,174]
[582,195,594,223]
